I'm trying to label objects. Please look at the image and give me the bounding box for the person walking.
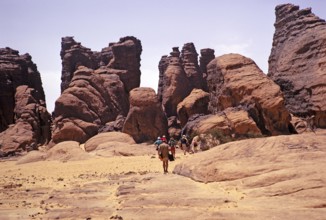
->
[161,135,167,143]
[168,137,177,159]
[154,137,162,150]
[191,136,199,153]
[180,135,189,155]
[158,139,170,173]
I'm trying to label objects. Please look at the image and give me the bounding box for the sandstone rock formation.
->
[60,36,142,93]
[122,87,168,143]
[183,108,262,143]
[158,44,211,117]
[199,48,215,78]
[268,4,326,128]
[207,53,291,135]
[167,116,182,139]
[84,132,136,152]
[17,141,90,164]
[0,48,51,156]
[52,36,142,145]
[157,47,191,117]
[181,43,205,90]
[51,66,129,145]
[177,89,210,127]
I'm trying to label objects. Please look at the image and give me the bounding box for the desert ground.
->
[0,130,325,220]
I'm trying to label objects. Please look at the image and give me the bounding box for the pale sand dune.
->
[0,131,325,219]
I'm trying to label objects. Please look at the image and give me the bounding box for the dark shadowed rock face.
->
[158,44,212,117]
[60,36,142,93]
[167,116,182,139]
[268,4,326,128]
[122,87,168,143]
[60,37,98,93]
[51,67,129,145]
[207,53,291,135]
[199,48,215,77]
[0,48,51,155]
[181,43,206,90]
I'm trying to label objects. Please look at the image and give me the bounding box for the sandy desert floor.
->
[0,131,326,220]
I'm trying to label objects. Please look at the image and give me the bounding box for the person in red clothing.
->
[161,135,167,143]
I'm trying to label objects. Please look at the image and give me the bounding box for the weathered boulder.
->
[84,132,135,152]
[0,121,34,156]
[98,114,126,133]
[122,87,168,143]
[207,53,291,135]
[183,108,262,144]
[17,141,90,164]
[60,36,142,93]
[51,67,129,145]
[167,116,182,139]
[0,48,51,156]
[174,131,326,182]
[268,4,326,128]
[177,89,210,127]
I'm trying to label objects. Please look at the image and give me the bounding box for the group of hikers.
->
[154,134,198,174]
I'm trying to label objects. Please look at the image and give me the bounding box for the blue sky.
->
[1,0,326,112]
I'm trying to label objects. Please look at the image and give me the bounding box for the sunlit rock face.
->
[122,87,168,143]
[268,4,326,128]
[207,53,291,135]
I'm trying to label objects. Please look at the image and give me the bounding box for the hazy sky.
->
[1,0,326,112]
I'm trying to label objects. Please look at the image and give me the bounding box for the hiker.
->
[180,135,189,155]
[161,135,167,143]
[191,136,199,153]
[158,139,170,173]
[168,137,177,159]
[154,137,162,150]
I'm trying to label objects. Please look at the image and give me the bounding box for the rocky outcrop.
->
[122,87,168,143]
[199,48,215,77]
[52,36,142,145]
[177,89,210,127]
[84,132,135,152]
[158,44,211,117]
[207,53,291,135]
[51,66,129,145]
[0,48,51,156]
[60,37,97,93]
[268,4,326,128]
[60,36,142,93]
[181,43,206,90]
[182,108,262,143]
[167,116,182,139]
[158,47,191,117]
[199,48,215,92]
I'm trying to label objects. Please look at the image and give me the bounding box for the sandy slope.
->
[0,131,325,219]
